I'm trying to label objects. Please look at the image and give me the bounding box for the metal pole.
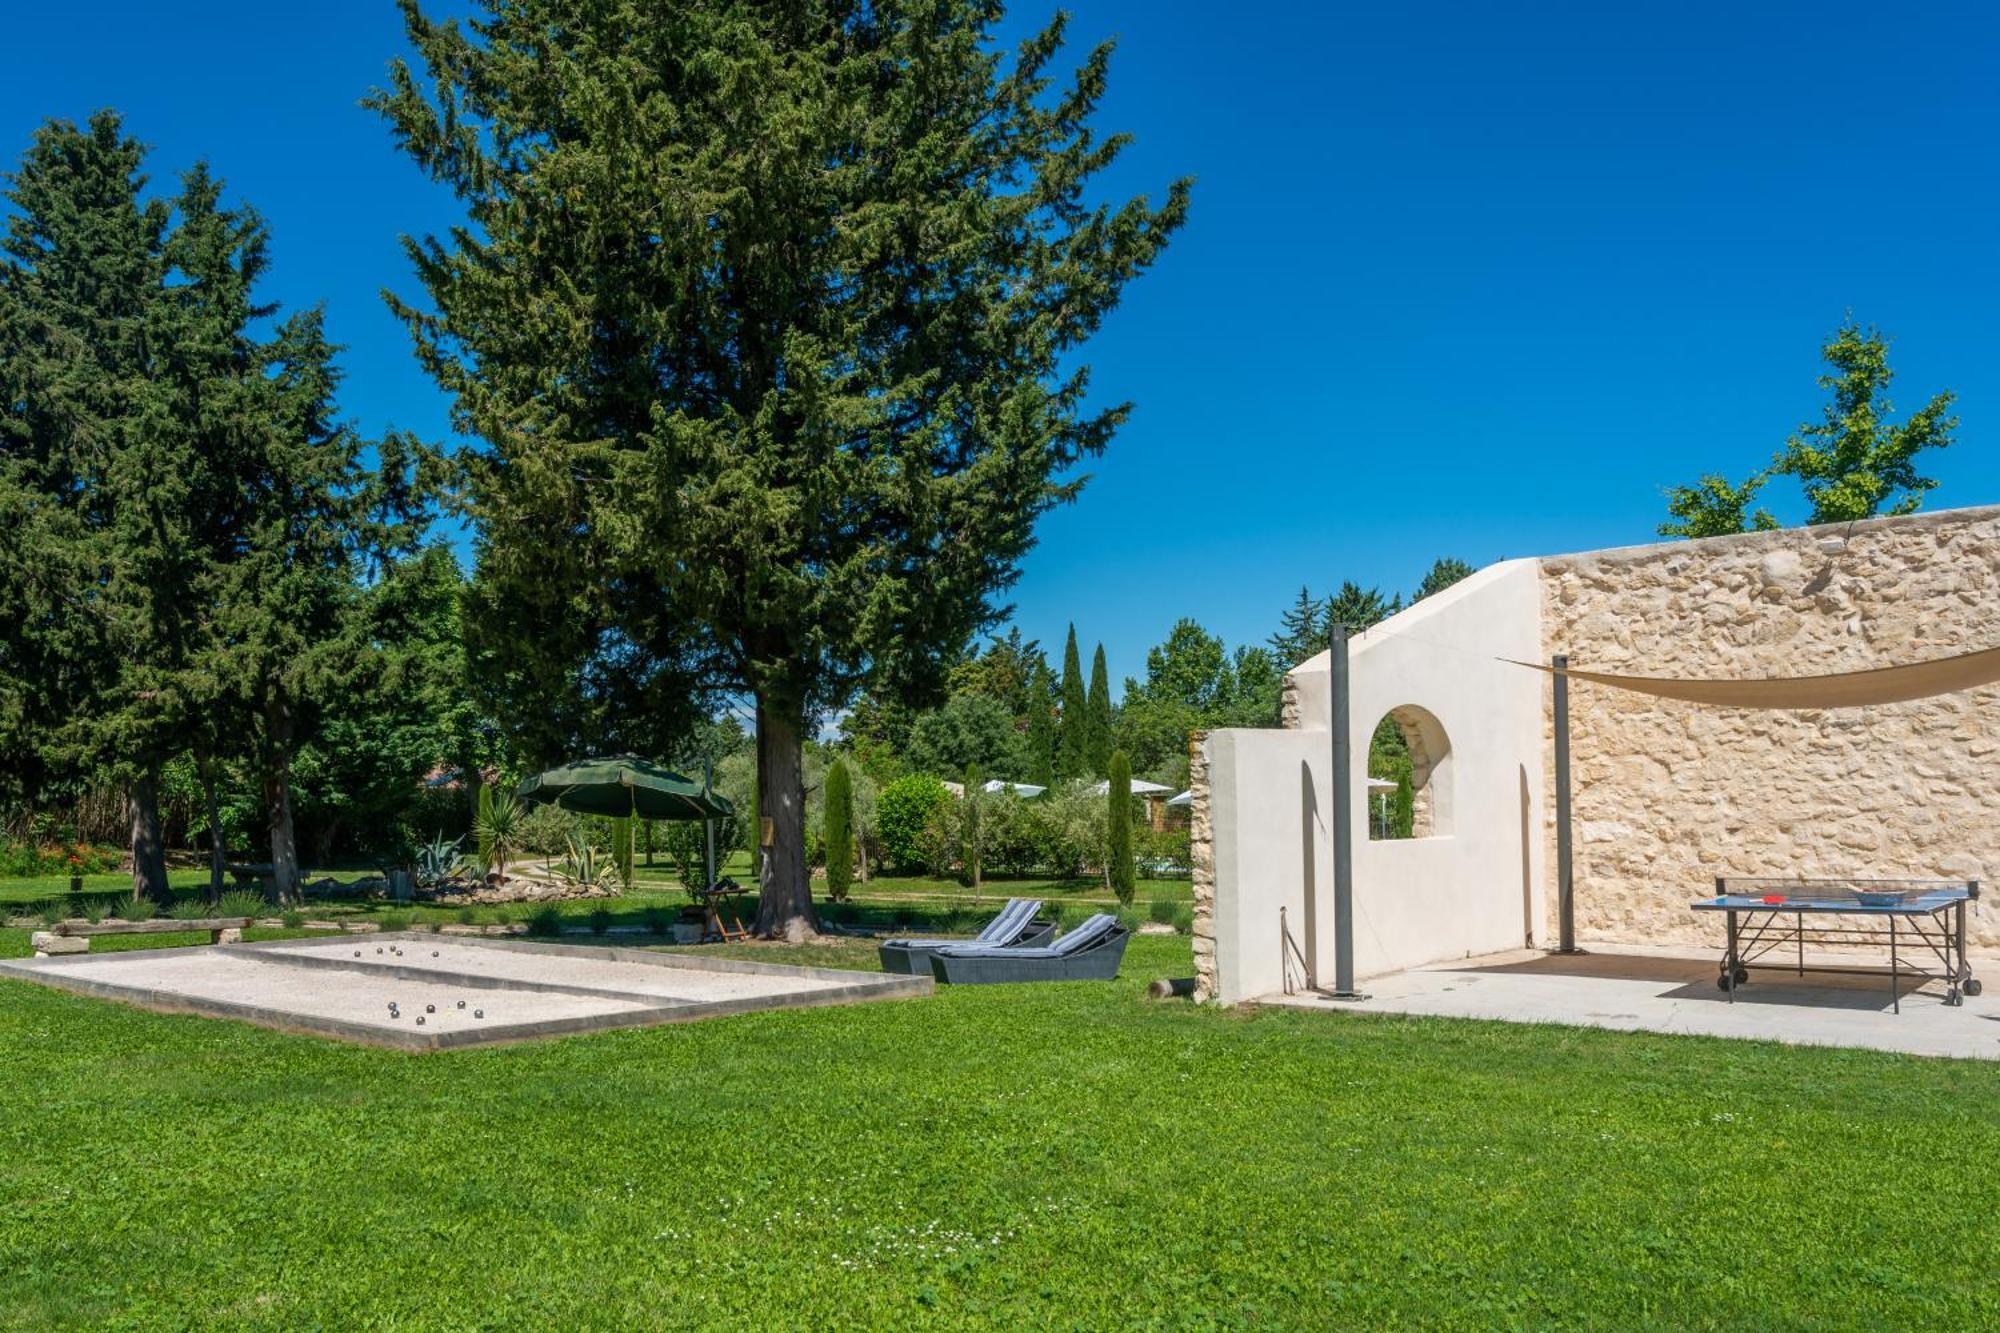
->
[1328,623,1365,1000]
[1553,653,1579,953]
[703,758,717,890]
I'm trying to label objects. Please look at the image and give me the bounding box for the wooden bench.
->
[30,918,254,957]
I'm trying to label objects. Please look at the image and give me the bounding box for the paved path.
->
[1258,944,2000,1061]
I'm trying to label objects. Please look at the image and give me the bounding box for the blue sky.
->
[5,2,1996,691]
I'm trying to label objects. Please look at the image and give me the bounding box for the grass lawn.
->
[1,920,1996,1327]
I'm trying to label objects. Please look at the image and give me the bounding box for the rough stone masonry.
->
[1539,504,2000,950]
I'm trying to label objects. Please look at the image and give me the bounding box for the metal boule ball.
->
[417,1016,425,1025]
[473,1009,483,1019]
[426,1004,435,1014]
[456,1000,465,1009]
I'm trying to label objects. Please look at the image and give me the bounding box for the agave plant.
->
[557,836,621,894]
[474,787,524,884]
[414,832,467,890]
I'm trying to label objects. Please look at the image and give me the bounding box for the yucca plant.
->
[414,832,467,890]
[117,896,159,923]
[474,787,524,883]
[169,897,217,921]
[557,837,621,894]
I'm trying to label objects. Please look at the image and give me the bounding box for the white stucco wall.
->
[1201,560,1548,1003]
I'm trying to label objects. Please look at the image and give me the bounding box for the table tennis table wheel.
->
[1717,967,1748,990]
[1964,978,1983,998]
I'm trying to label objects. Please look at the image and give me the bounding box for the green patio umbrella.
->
[516,754,733,822]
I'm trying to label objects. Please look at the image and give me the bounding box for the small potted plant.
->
[66,846,85,895]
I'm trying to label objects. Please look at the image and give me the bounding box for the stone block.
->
[31,932,88,956]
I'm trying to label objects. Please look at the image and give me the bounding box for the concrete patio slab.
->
[1256,944,2000,1061]
[0,933,931,1051]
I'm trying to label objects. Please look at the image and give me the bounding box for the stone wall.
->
[1188,730,1218,1001]
[1540,505,2000,949]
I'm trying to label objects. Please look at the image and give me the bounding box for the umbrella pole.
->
[703,759,717,891]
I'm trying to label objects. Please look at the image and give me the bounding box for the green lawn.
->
[0,921,1996,1327]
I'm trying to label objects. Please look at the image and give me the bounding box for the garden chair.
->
[876,898,1055,974]
[926,912,1130,985]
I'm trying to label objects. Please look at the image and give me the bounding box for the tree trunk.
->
[128,763,169,902]
[199,751,225,903]
[263,696,301,905]
[751,691,817,940]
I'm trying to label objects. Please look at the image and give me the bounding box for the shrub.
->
[588,907,613,934]
[375,912,412,934]
[37,902,63,926]
[474,786,525,881]
[456,906,477,926]
[118,896,159,923]
[518,802,581,857]
[1106,751,1135,905]
[527,905,563,937]
[215,891,267,921]
[1172,905,1194,935]
[280,909,306,929]
[641,905,673,934]
[876,774,949,872]
[1149,896,1178,925]
[169,897,216,921]
[822,759,854,903]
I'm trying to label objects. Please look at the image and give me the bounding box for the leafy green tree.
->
[1086,644,1113,776]
[1414,558,1475,601]
[1221,646,1284,729]
[1659,472,1779,538]
[823,758,853,903]
[905,692,1022,780]
[1105,750,1134,904]
[1057,625,1090,780]
[374,1,1187,937]
[1025,663,1058,787]
[1773,320,1957,524]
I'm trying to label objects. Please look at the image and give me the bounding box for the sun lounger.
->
[876,898,1055,974]
[926,912,1130,984]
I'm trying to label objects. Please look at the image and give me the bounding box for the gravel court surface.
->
[16,949,651,1036]
[256,936,857,1002]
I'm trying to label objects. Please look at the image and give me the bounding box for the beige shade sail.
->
[1513,645,2000,710]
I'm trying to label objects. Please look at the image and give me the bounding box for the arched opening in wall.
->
[1367,705,1453,839]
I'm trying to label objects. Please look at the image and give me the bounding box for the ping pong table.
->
[1692,878,1981,1012]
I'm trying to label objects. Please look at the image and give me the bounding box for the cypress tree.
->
[823,758,853,903]
[373,4,1188,938]
[1025,663,1057,788]
[1057,626,1088,779]
[1106,750,1134,905]
[1086,644,1112,776]
[962,762,982,892]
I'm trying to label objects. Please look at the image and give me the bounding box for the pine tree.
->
[1057,626,1089,779]
[1025,663,1058,787]
[1268,587,1327,666]
[1414,558,1475,602]
[373,2,1188,938]
[0,113,187,900]
[1086,644,1113,777]
[1324,582,1399,634]
[823,758,853,903]
[1106,750,1134,905]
